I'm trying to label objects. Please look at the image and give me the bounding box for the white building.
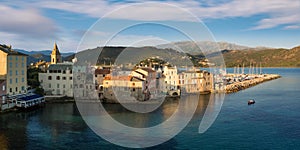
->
[163,66,180,96]
[39,63,73,97]
[38,44,73,97]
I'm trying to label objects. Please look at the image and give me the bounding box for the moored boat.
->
[248,99,255,105]
[16,94,45,109]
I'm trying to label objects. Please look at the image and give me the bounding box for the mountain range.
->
[157,41,272,55]
[14,49,74,65]
[14,41,300,67]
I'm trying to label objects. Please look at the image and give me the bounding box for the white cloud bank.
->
[34,0,300,30]
[0,0,299,51]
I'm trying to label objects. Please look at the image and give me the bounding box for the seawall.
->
[225,74,281,93]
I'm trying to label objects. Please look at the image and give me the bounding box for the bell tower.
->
[51,42,62,64]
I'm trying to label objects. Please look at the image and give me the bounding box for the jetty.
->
[225,74,281,93]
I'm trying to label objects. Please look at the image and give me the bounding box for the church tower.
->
[51,42,62,64]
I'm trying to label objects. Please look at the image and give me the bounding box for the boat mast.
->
[260,62,262,74]
[242,63,245,74]
[249,62,251,75]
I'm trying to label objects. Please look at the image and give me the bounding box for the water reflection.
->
[0,93,224,149]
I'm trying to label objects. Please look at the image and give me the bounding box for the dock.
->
[225,74,281,93]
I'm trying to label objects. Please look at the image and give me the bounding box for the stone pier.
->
[225,74,281,93]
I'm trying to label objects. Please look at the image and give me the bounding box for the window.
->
[9,56,12,60]
[15,87,18,92]
[63,70,66,74]
[22,63,24,67]
[57,84,60,88]
[16,57,18,61]
[48,76,52,80]
[21,86,25,91]
[22,70,24,75]
[56,76,60,80]
[22,57,24,61]
[22,78,24,82]
[70,70,72,74]
[62,77,66,80]
[70,77,72,80]
[16,78,18,83]
[63,84,65,88]
[9,62,12,68]
[58,70,61,73]
[9,79,12,84]
[15,70,18,75]
[132,88,135,92]
[9,88,12,92]
[49,84,51,88]
[16,63,18,67]
[70,84,72,88]
[9,70,12,76]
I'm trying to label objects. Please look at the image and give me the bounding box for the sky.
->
[0,0,299,52]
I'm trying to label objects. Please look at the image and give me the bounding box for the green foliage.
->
[216,46,300,67]
[35,87,44,95]
[27,68,41,88]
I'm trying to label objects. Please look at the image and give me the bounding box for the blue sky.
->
[0,0,299,52]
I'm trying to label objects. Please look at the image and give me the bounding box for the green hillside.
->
[222,46,300,67]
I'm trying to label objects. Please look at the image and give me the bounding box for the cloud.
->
[29,0,300,30]
[2,0,299,30]
[0,5,58,38]
[284,25,300,30]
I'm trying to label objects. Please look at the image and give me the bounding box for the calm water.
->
[1,68,300,149]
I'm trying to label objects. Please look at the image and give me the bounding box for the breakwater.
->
[225,74,281,93]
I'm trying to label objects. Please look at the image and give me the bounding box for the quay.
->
[225,74,281,93]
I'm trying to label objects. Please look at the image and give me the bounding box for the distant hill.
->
[18,43,299,68]
[14,49,74,65]
[71,45,300,68]
[74,46,194,67]
[157,41,271,55]
[216,46,300,67]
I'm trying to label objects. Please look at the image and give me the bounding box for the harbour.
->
[0,68,299,149]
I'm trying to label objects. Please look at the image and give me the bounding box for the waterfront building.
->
[0,44,28,98]
[102,75,146,102]
[163,66,180,96]
[39,63,73,97]
[95,68,111,90]
[39,44,73,97]
[179,69,213,94]
[131,68,156,92]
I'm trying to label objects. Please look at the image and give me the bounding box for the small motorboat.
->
[248,99,255,105]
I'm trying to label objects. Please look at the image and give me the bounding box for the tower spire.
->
[51,42,62,64]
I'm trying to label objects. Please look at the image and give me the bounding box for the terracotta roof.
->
[131,76,145,82]
[95,69,110,75]
[105,75,132,81]
[140,67,156,73]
